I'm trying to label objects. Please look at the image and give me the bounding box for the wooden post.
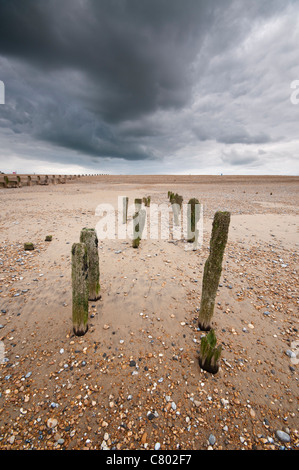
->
[80,228,100,301]
[198,211,230,331]
[123,197,129,224]
[142,196,151,207]
[72,243,89,336]
[187,198,200,243]
[170,193,183,226]
[24,242,34,250]
[134,198,142,212]
[132,208,146,248]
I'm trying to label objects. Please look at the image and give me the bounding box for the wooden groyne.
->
[0,174,81,189]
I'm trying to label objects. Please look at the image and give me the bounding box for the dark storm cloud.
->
[0,0,298,172]
[0,0,217,120]
[0,0,222,162]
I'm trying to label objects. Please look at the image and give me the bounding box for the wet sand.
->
[0,175,298,450]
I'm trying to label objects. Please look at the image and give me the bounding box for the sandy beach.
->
[0,175,298,450]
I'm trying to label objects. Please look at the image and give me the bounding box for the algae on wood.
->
[132,209,146,248]
[169,192,183,226]
[72,242,89,336]
[80,228,100,301]
[187,198,200,243]
[134,198,142,212]
[142,196,151,207]
[198,329,222,374]
[198,211,230,330]
[24,242,34,250]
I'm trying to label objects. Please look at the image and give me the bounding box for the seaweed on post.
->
[132,208,146,248]
[187,198,200,243]
[198,329,222,374]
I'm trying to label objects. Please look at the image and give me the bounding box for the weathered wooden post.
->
[132,208,146,248]
[170,193,183,226]
[198,211,230,331]
[80,228,100,301]
[142,196,151,207]
[132,212,141,248]
[198,329,222,374]
[5,175,20,188]
[134,198,142,212]
[24,242,34,251]
[123,197,129,224]
[72,242,89,336]
[0,175,8,188]
[187,198,200,243]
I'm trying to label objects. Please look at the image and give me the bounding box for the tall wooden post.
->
[187,198,200,243]
[198,211,230,330]
[132,208,146,248]
[123,197,129,224]
[72,243,89,336]
[80,228,100,301]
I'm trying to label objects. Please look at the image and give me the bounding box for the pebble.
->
[8,435,15,444]
[154,442,161,450]
[47,418,58,429]
[275,430,291,443]
[285,350,296,358]
[208,434,216,446]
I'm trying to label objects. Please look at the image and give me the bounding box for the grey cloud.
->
[221,149,263,167]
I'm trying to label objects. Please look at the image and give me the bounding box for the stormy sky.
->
[0,0,298,175]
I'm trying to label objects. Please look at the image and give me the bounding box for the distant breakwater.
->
[0,174,100,188]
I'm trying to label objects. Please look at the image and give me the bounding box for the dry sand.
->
[0,175,298,450]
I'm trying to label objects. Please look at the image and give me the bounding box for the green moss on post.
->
[198,211,230,331]
[72,243,89,336]
[143,196,151,207]
[24,242,34,250]
[199,329,222,374]
[132,211,141,248]
[169,193,183,226]
[187,198,200,242]
[134,198,142,212]
[132,209,146,248]
[80,228,100,301]
[169,192,183,206]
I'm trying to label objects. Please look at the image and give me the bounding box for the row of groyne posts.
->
[0,173,105,188]
[0,174,79,188]
[72,201,231,375]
